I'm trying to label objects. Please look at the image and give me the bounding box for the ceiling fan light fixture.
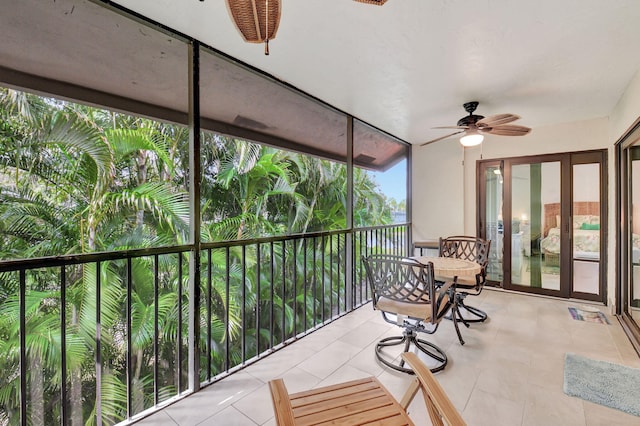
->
[460,131,484,147]
[226,0,281,55]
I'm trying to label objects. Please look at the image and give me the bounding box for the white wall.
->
[411,136,464,241]
[611,69,640,142]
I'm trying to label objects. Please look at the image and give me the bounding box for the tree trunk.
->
[69,368,83,426]
[136,151,148,227]
[69,306,83,426]
[29,355,44,426]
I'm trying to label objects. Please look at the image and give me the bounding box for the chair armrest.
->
[268,379,296,425]
[401,352,467,426]
[453,276,478,288]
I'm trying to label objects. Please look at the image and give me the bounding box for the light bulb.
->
[460,131,484,147]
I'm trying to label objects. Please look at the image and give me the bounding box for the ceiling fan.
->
[420,101,531,147]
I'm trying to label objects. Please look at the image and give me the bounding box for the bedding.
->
[541,221,640,261]
[540,227,600,259]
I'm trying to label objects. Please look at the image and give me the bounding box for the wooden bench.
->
[268,352,466,425]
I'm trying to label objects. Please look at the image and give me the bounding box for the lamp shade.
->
[226,0,281,55]
[460,131,484,147]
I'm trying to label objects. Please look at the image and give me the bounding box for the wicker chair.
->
[362,254,456,374]
[439,236,491,330]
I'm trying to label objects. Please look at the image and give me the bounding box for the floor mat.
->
[564,353,640,416]
[567,306,610,324]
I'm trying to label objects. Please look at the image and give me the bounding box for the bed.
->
[539,202,601,266]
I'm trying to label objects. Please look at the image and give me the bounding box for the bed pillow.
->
[573,215,591,228]
[580,222,600,230]
[556,215,561,227]
[590,215,600,225]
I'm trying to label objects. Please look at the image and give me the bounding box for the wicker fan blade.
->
[477,114,520,127]
[420,130,465,146]
[484,124,531,136]
[432,125,468,130]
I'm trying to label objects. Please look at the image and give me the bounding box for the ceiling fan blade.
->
[420,130,465,146]
[432,125,468,130]
[484,124,531,136]
[477,114,520,127]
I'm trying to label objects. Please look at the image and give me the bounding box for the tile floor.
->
[138,289,640,425]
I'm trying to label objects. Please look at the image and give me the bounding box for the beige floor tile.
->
[230,384,273,425]
[406,396,435,426]
[337,320,392,348]
[242,345,316,382]
[266,366,322,393]
[315,363,378,388]
[164,371,262,425]
[435,360,479,412]
[197,405,257,426]
[474,361,530,403]
[528,353,566,391]
[297,339,363,378]
[582,399,640,425]
[345,340,388,376]
[463,388,525,426]
[292,322,352,351]
[522,384,585,426]
[135,410,179,425]
[374,367,418,401]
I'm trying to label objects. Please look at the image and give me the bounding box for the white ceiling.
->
[113,0,640,145]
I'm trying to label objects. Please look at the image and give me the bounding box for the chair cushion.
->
[376,296,432,321]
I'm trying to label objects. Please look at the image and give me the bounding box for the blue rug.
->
[564,353,640,416]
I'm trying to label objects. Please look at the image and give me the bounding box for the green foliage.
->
[0,87,403,425]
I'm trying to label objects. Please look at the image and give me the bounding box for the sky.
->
[372,159,406,202]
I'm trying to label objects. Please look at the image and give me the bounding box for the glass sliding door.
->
[630,149,640,323]
[481,162,504,282]
[508,161,563,293]
[571,157,605,300]
[479,151,606,301]
[618,122,640,351]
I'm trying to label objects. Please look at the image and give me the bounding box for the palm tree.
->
[0,89,191,424]
[0,87,399,425]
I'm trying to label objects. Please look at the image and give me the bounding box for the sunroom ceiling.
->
[113,0,640,145]
[0,0,406,171]
[2,0,640,157]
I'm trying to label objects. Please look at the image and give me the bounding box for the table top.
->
[413,240,439,249]
[414,256,481,278]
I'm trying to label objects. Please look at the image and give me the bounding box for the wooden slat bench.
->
[269,352,466,425]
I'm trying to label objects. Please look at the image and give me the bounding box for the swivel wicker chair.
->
[362,254,456,374]
[439,236,491,329]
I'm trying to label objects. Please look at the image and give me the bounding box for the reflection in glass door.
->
[630,148,640,323]
[484,164,503,282]
[510,162,562,292]
[572,163,602,296]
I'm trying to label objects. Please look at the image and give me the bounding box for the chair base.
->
[458,301,488,323]
[445,298,487,346]
[447,299,487,324]
[375,329,447,374]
